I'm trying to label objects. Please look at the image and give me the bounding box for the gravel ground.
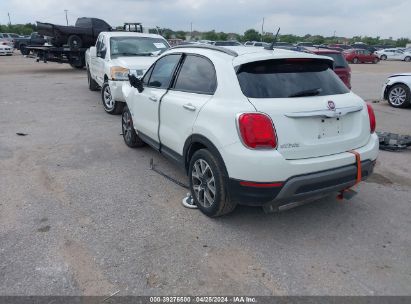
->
[0,52,410,296]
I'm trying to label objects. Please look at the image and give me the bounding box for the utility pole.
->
[261,17,265,42]
[7,12,11,25]
[190,22,192,40]
[64,10,68,26]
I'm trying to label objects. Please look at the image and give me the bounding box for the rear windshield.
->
[110,37,169,57]
[320,53,348,68]
[237,59,349,98]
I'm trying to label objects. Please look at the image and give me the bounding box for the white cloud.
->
[1,0,410,38]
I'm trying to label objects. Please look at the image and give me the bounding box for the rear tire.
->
[189,149,236,217]
[380,55,387,60]
[122,105,145,148]
[101,82,123,115]
[373,57,379,64]
[405,56,411,62]
[87,68,99,91]
[67,35,83,49]
[69,63,84,69]
[20,44,29,55]
[387,84,411,108]
[352,57,359,64]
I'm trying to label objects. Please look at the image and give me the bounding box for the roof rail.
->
[170,44,238,57]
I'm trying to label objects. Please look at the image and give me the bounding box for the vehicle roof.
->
[99,31,166,39]
[166,45,334,66]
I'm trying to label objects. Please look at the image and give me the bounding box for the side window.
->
[99,36,107,58]
[148,54,181,89]
[173,55,217,95]
[96,35,103,52]
[142,65,154,85]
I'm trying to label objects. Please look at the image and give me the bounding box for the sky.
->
[0,0,409,39]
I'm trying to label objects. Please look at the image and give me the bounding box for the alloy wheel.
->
[103,85,114,109]
[122,111,133,143]
[389,87,407,106]
[191,159,216,208]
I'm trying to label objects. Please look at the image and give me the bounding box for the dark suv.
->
[311,48,351,89]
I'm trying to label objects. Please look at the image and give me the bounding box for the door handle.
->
[149,96,157,102]
[183,103,196,111]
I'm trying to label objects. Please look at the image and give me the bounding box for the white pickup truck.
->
[85,31,170,114]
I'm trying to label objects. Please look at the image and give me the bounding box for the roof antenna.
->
[265,27,280,50]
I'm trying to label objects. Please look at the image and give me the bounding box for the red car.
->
[343,49,379,64]
[311,49,352,89]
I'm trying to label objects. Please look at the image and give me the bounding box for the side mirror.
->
[89,46,96,57]
[128,74,144,93]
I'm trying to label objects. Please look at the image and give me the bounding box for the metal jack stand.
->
[182,193,198,209]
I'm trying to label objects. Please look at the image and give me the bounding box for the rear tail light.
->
[366,103,376,133]
[238,113,277,149]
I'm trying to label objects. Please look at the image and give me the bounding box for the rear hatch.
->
[236,58,370,160]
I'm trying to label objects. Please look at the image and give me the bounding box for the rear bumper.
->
[228,159,375,209]
[382,83,389,100]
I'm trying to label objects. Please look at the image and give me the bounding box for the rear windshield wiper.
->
[289,88,322,98]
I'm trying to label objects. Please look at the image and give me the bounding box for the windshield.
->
[237,59,349,98]
[320,53,349,68]
[110,37,169,57]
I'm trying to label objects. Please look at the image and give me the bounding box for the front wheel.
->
[387,84,411,108]
[373,57,379,64]
[101,82,123,114]
[122,105,145,148]
[352,57,359,64]
[404,56,411,62]
[380,55,387,60]
[189,149,236,217]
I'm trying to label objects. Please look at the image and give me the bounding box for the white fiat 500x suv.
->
[121,45,379,217]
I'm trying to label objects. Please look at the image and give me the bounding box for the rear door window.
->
[237,59,349,98]
[173,55,217,94]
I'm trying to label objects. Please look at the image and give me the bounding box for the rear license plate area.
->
[318,117,343,139]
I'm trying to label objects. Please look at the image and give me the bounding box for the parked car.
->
[343,49,379,64]
[37,17,112,49]
[382,73,411,108]
[311,49,351,88]
[121,45,378,217]
[213,41,242,46]
[198,40,214,45]
[295,42,314,47]
[0,33,15,47]
[375,49,411,62]
[14,32,47,55]
[243,41,269,47]
[328,44,351,50]
[85,31,170,114]
[349,44,377,53]
[0,42,13,55]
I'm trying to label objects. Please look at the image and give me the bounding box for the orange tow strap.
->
[337,150,362,200]
[349,150,362,186]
